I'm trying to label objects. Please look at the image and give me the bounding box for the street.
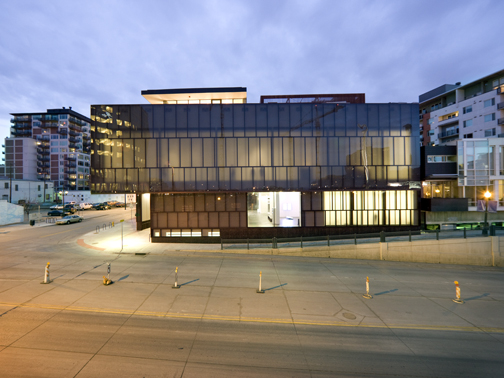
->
[1,209,504,377]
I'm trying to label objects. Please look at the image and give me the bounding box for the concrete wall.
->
[0,200,24,225]
[221,236,504,267]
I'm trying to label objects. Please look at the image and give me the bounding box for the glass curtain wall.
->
[91,103,420,193]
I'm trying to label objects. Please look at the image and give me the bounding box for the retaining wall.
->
[221,236,504,267]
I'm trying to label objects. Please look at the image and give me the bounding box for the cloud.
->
[0,0,502,144]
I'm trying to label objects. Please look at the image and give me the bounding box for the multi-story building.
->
[91,87,420,242]
[419,69,504,146]
[7,107,91,196]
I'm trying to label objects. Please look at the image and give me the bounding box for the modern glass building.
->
[91,88,420,242]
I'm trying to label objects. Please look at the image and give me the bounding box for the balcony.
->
[12,122,31,129]
[37,161,50,168]
[36,135,50,141]
[438,128,459,139]
[69,117,86,126]
[37,149,50,155]
[67,156,77,161]
[438,118,459,128]
[37,174,51,181]
[11,129,32,137]
[37,167,50,174]
[69,136,81,143]
[58,128,68,134]
[11,116,30,122]
[39,121,59,128]
[65,169,77,175]
[38,156,50,162]
[65,162,77,168]
[498,102,504,110]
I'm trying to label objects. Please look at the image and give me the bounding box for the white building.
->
[420,69,504,146]
[0,177,54,204]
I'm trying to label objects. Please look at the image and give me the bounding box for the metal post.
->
[483,197,489,236]
[300,236,303,249]
[436,229,439,240]
[463,227,466,239]
[103,263,113,285]
[247,238,249,250]
[409,230,412,242]
[257,271,265,293]
[121,221,123,251]
[172,267,180,289]
[380,231,385,243]
[354,234,357,245]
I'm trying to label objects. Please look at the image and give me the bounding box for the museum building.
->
[90,88,420,242]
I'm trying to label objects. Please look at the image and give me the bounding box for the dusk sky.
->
[1,0,502,145]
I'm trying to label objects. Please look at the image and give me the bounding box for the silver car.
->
[56,215,83,225]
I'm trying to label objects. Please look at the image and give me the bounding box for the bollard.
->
[380,231,385,243]
[354,233,357,245]
[327,235,330,247]
[41,262,52,284]
[362,276,373,299]
[247,238,249,250]
[112,221,115,227]
[452,281,463,304]
[172,267,180,289]
[96,225,100,234]
[409,230,412,242]
[103,263,113,285]
[257,271,265,293]
[463,228,466,239]
[103,224,107,231]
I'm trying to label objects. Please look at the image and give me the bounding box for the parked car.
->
[95,203,111,210]
[47,209,65,216]
[114,202,125,207]
[50,204,64,210]
[105,201,117,206]
[63,204,78,214]
[56,215,83,225]
[79,202,93,210]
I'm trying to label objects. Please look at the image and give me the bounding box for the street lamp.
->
[59,190,68,206]
[483,190,492,235]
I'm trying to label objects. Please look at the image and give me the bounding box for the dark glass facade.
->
[91,102,420,240]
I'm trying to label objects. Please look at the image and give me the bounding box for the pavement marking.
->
[1,301,503,334]
[77,238,106,251]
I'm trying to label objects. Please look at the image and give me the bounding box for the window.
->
[464,133,473,139]
[38,185,41,191]
[428,130,435,136]
[59,114,68,119]
[484,113,496,122]
[15,185,18,191]
[4,183,8,189]
[463,106,472,114]
[51,135,58,139]
[427,155,457,163]
[484,98,495,108]
[463,119,473,128]
[485,128,496,137]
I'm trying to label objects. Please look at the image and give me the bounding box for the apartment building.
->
[419,69,504,146]
[7,107,91,195]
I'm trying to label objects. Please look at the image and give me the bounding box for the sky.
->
[0,0,502,146]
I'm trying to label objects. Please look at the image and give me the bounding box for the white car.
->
[50,204,64,210]
[56,215,83,225]
[79,202,93,210]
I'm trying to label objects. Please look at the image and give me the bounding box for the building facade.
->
[419,69,504,146]
[8,108,91,194]
[91,88,420,242]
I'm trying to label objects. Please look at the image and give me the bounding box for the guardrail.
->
[220,227,503,251]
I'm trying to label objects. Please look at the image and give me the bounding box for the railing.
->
[498,118,504,125]
[438,128,459,139]
[220,228,503,251]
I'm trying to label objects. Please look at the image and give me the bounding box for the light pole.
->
[483,190,492,235]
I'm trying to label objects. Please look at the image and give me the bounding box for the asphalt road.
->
[1,209,504,377]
